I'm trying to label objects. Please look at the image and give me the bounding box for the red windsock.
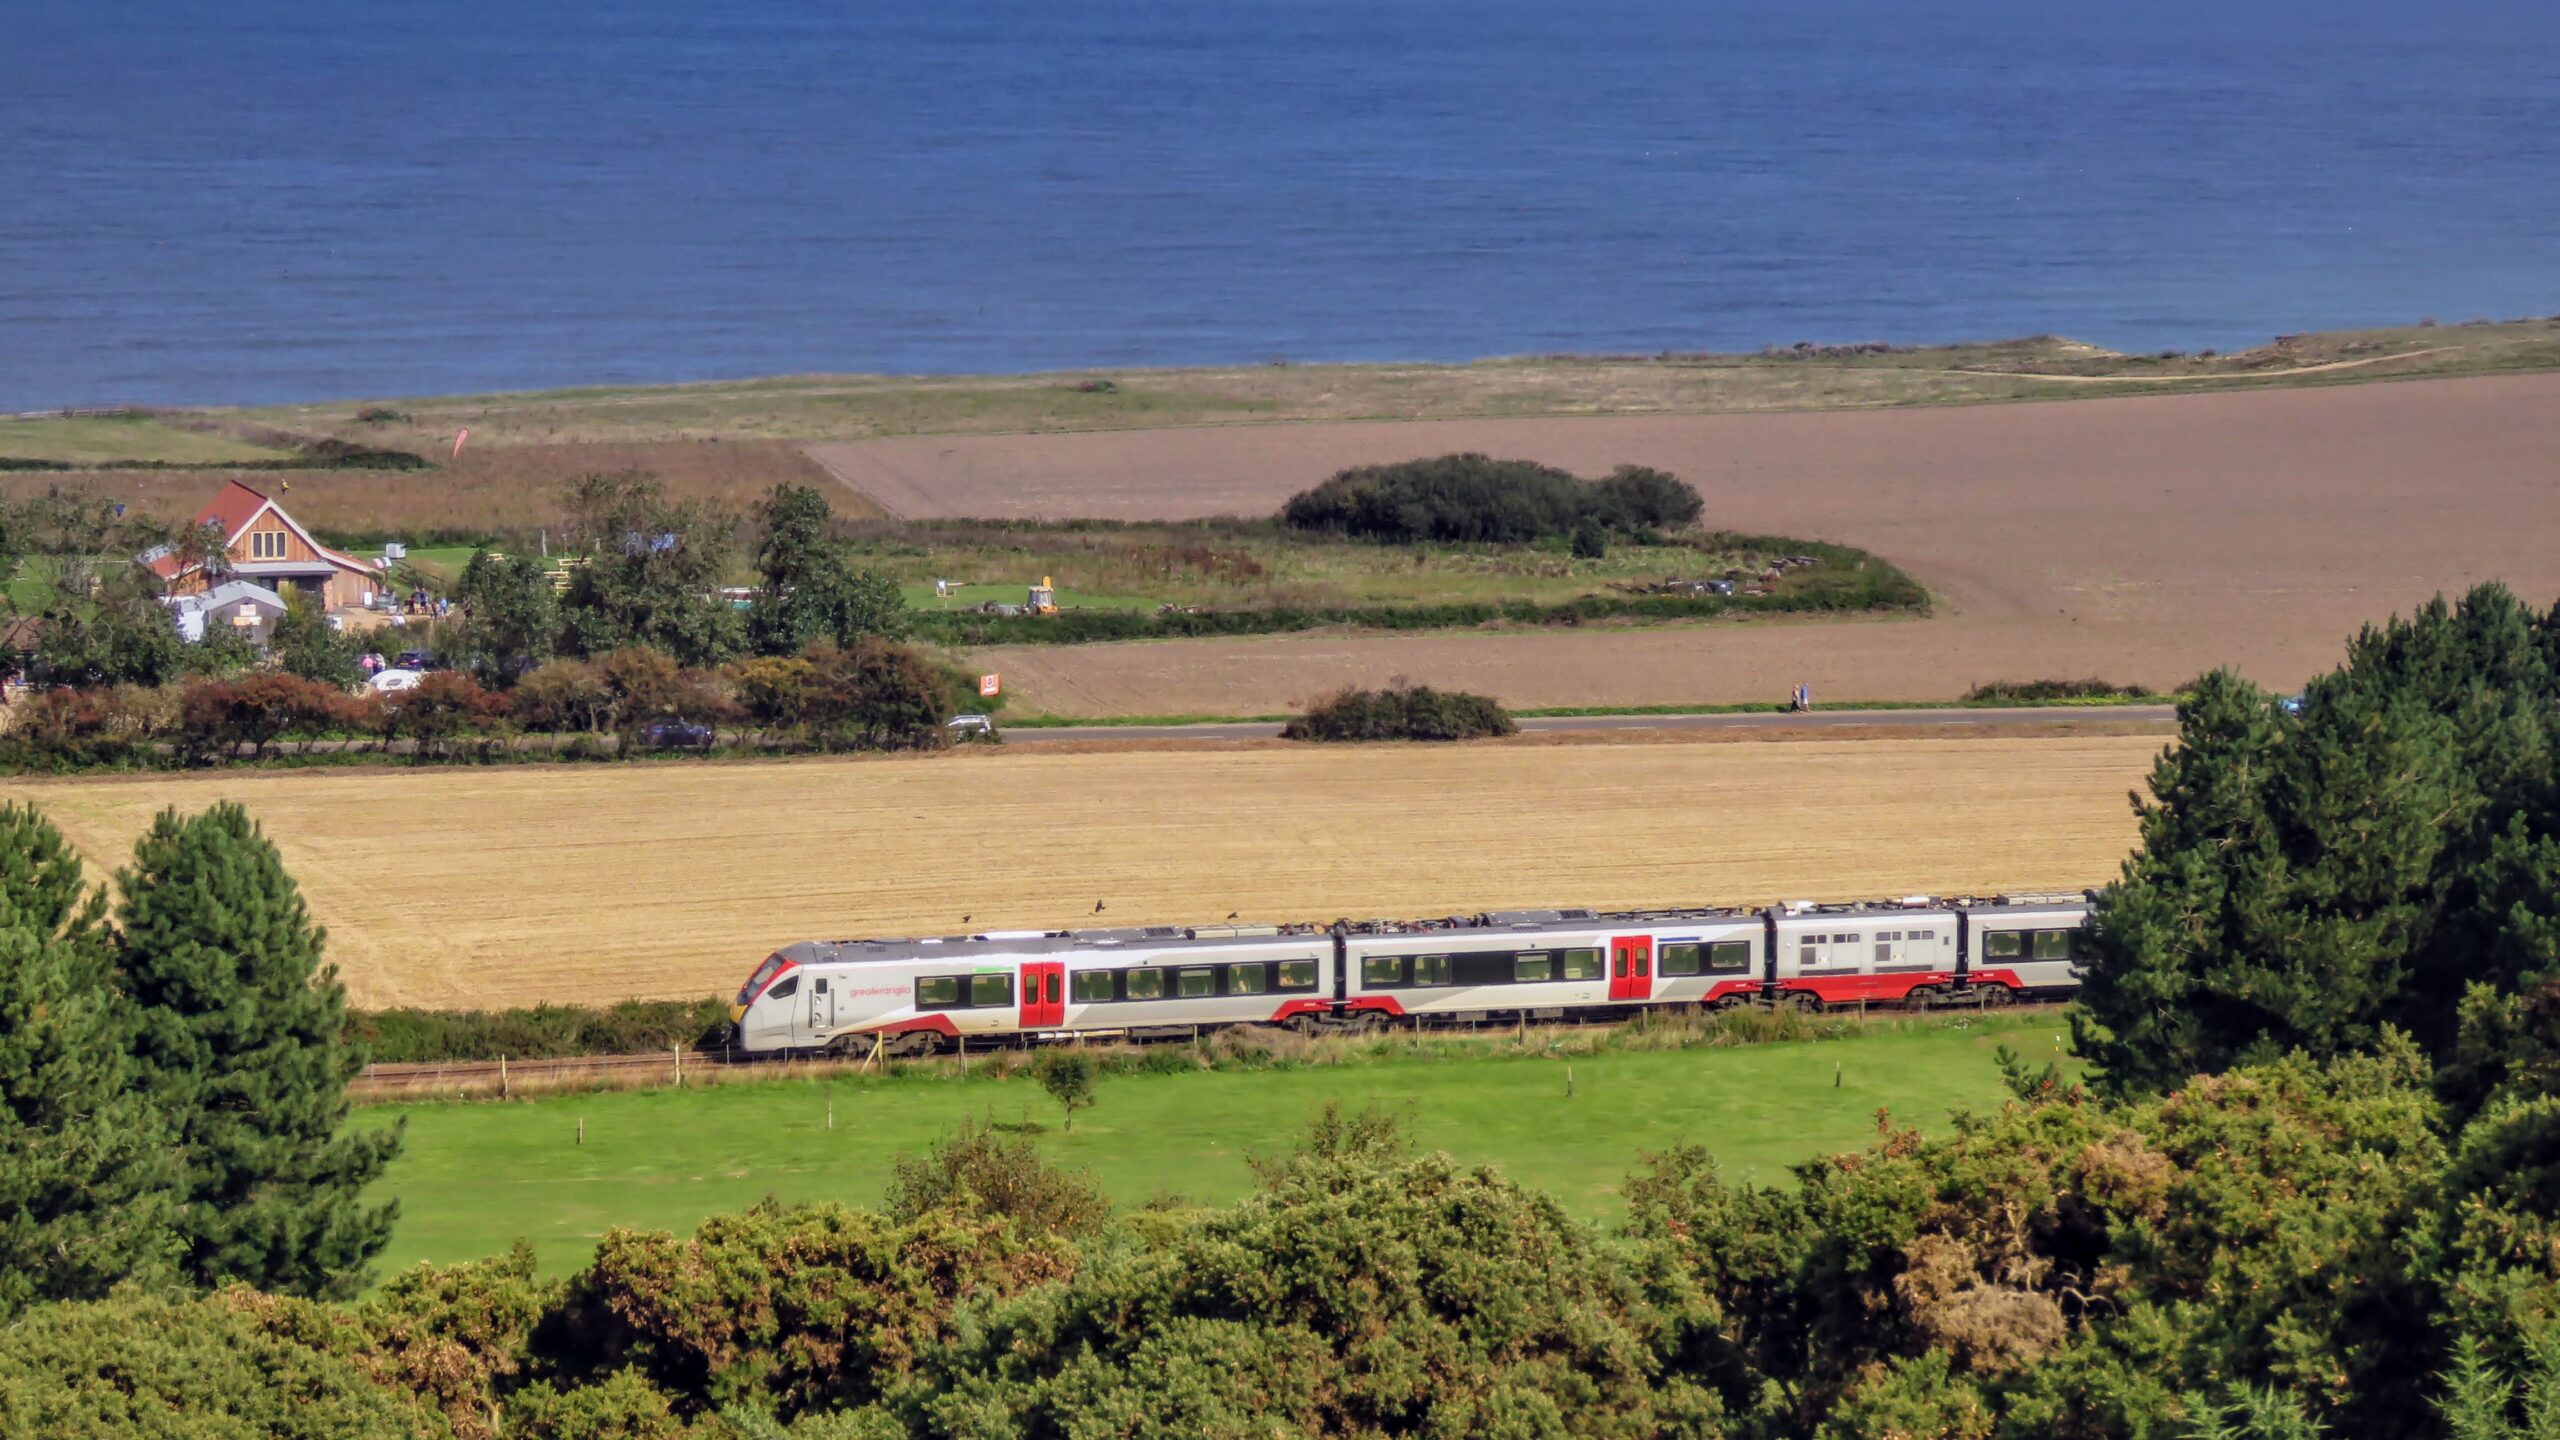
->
[452,427,471,460]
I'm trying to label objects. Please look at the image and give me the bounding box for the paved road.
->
[1005,704,2178,744]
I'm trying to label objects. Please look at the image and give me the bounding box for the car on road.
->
[946,713,999,743]
[394,648,439,671]
[641,720,716,749]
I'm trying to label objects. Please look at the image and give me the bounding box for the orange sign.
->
[978,674,1000,697]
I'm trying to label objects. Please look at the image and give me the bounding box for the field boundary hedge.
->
[911,541,1926,646]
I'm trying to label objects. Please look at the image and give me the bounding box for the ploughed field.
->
[1,731,2154,1010]
[839,374,2560,714]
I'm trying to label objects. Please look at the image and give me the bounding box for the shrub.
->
[177,671,354,761]
[1961,678,2153,703]
[347,998,732,1063]
[1281,682,1516,742]
[561,1200,1076,1420]
[882,1119,1111,1238]
[0,1290,442,1439]
[1278,452,1704,545]
[375,670,506,759]
[512,659,612,734]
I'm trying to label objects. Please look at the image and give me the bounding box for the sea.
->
[4,0,2555,409]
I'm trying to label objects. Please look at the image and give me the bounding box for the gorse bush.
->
[1279,452,1704,544]
[1281,681,1516,741]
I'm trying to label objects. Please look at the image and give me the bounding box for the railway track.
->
[349,1000,2072,1100]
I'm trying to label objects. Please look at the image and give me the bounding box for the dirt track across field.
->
[4,732,2154,1009]
[813,374,2560,714]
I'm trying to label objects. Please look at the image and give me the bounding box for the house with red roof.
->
[145,480,385,612]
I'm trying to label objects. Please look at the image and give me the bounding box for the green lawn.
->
[360,1016,2071,1276]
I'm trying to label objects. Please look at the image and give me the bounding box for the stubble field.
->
[3,731,2156,1010]
[876,373,2560,714]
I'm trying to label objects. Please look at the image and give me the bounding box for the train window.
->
[915,976,959,1008]
[1709,941,1753,973]
[2032,930,2072,961]
[1071,970,1114,1004]
[768,975,800,1001]
[1229,964,1267,994]
[1363,955,1404,987]
[1984,931,2024,959]
[1414,954,1453,987]
[1515,952,1554,982]
[1659,943,1701,976]
[1125,968,1164,1001]
[1798,940,1819,966]
[1276,960,1318,990]
[1562,948,1602,980]
[1043,973,1060,1005]
[1875,940,1894,964]
[1177,968,1217,998]
[969,974,1011,1008]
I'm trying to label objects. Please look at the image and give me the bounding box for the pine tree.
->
[0,801,180,1315]
[114,801,401,1298]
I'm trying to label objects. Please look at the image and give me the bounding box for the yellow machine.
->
[1027,575,1058,615]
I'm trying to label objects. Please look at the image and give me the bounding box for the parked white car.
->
[369,668,423,693]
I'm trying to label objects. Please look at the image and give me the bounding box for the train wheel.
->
[1975,983,2016,1009]
[1906,985,1941,1008]
[1784,992,1824,1013]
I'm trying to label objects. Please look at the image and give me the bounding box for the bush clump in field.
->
[1279,453,1702,544]
[1961,677,2154,703]
[1281,682,1516,742]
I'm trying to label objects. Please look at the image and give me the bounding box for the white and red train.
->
[728,894,2094,1057]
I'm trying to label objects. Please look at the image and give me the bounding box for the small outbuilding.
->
[168,579,289,646]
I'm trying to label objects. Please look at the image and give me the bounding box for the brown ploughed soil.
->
[3,731,2155,1009]
[875,374,2560,713]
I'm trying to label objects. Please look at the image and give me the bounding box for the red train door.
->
[1019,962,1064,1029]
[1609,936,1653,1003]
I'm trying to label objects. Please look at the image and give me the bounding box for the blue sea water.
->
[3,0,2555,409]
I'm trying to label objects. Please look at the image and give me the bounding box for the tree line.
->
[5,478,974,768]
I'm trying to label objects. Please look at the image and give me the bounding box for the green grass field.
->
[359,1016,2071,1277]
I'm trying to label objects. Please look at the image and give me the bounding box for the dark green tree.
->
[2076,586,2560,1096]
[271,593,363,687]
[113,802,401,1298]
[0,802,179,1316]
[29,585,188,687]
[555,471,744,666]
[747,483,908,656]
[454,549,560,685]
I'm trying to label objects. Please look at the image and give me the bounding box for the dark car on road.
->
[641,720,716,749]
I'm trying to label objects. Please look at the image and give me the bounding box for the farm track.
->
[348,1000,2074,1101]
